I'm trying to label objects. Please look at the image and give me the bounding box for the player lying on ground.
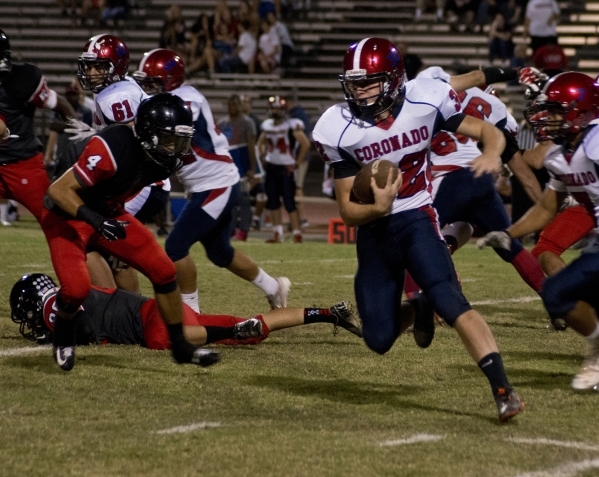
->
[10,274,364,349]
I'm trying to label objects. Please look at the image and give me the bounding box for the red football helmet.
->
[339,37,406,119]
[268,95,288,120]
[77,34,130,93]
[133,48,185,94]
[524,72,599,143]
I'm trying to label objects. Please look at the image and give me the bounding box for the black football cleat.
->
[191,348,220,367]
[232,318,263,340]
[330,301,363,337]
[410,292,435,348]
[494,387,525,422]
[53,345,75,372]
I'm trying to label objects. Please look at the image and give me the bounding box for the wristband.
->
[482,67,518,84]
[500,128,520,164]
[75,205,104,230]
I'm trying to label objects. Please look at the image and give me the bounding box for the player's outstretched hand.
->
[471,152,501,178]
[371,168,402,215]
[476,231,512,250]
[97,219,129,241]
[64,118,95,141]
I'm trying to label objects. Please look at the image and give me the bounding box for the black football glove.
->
[76,205,129,241]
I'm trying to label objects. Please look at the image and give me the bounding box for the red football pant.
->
[41,208,177,308]
[0,153,49,221]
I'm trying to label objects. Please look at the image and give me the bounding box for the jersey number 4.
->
[86,154,102,171]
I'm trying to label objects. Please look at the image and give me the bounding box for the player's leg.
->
[264,164,285,242]
[280,167,302,242]
[532,205,595,276]
[541,251,599,389]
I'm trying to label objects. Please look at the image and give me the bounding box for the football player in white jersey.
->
[134,48,292,313]
[313,37,524,422]
[74,34,169,293]
[410,66,546,297]
[478,72,599,390]
[257,95,311,243]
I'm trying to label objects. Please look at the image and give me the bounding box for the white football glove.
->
[64,117,95,141]
[476,231,512,251]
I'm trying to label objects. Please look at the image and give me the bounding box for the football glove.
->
[476,230,512,251]
[518,67,548,86]
[96,219,129,241]
[64,117,95,141]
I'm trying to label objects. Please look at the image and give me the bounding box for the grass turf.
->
[1,219,598,477]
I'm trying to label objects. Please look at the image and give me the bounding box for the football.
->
[350,159,401,204]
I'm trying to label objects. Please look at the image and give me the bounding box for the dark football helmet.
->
[0,28,12,82]
[339,37,406,120]
[268,95,288,120]
[77,34,130,93]
[524,72,599,143]
[133,48,185,95]
[134,93,194,173]
[10,274,57,343]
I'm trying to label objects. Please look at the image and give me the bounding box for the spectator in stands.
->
[488,12,514,65]
[218,94,258,241]
[257,18,281,74]
[258,0,281,18]
[237,0,261,36]
[100,0,130,27]
[397,42,424,81]
[414,0,445,23]
[44,83,93,176]
[532,43,568,70]
[266,11,294,68]
[214,0,238,36]
[508,43,529,84]
[212,16,238,62]
[188,13,216,77]
[159,4,189,62]
[56,0,77,17]
[446,0,479,32]
[524,0,560,53]
[239,94,267,230]
[218,20,257,73]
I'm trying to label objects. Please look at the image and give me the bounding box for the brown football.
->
[350,159,401,204]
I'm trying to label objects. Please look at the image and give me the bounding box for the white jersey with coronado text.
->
[313,78,463,214]
[171,84,240,193]
[429,87,512,196]
[545,125,599,228]
[261,117,304,166]
[93,77,148,130]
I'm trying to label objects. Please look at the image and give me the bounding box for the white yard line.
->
[378,434,444,447]
[153,422,222,435]
[471,296,541,306]
[508,437,599,452]
[513,459,599,477]
[0,346,49,357]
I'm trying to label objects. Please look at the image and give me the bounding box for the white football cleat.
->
[571,339,599,390]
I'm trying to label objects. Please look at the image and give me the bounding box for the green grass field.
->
[1,219,598,477]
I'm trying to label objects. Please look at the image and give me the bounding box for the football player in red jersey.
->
[478,72,599,390]
[0,28,76,223]
[40,93,220,371]
[313,37,524,422]
[10,274,362,349]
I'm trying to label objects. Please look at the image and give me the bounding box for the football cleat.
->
[571,339,599,390]
[494,387,525,422]
[190,348,220,367]
[330,301,362,337]
[410,292,435,349]
[550,317,568,331]
[267,277,291,309]
[265,232,283,243]
[53,345,75,372]
[232,318,263,340]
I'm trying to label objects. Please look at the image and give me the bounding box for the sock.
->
[478,352,511,393]
[303,308,335,324]
[0,203,8,222]
[252,268,279,296]
[292,229,301,236]
[585,322,599,342]
[403,271,420,299]
[511,249,546,293]
[53,316,77,347]
[182,290,200,313]
[273,225,283,237]
[204,326,235,344]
